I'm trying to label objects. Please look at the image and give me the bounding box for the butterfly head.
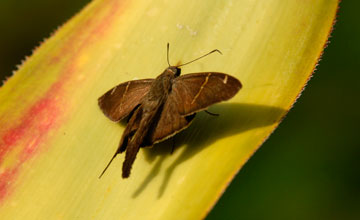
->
[167,66,181,77]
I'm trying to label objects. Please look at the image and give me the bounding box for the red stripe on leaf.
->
[0,0,122,204]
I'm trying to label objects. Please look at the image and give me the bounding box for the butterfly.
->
[98,44,242,178]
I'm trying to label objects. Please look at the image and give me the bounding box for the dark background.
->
[0,1,358,219]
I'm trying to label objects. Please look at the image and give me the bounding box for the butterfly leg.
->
[204,110,219,116]
[170,137,176,154]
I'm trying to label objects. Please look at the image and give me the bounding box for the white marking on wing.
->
[191,73,211,104]
[223,75,228,84]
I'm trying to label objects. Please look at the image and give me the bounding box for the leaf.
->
[0,0,338,219]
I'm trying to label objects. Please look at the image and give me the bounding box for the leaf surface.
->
[0,0,338,219]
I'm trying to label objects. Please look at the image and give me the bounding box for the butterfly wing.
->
[147,72,241,144]
[145,97,196,145]
[172,72,241,115]
[98,79,154,122]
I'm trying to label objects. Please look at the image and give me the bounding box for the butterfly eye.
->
[175,67,181,77]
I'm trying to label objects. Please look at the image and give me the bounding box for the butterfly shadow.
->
[132,103,286,198]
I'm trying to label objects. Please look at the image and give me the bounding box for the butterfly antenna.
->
[166,43,171,66]
[177,49,222,67]
[99,152,117,179]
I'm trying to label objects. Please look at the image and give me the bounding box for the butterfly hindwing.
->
[146,95,196,145]
[98,79,154,122]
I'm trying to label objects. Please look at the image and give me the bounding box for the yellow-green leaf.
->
[0,0,338,219]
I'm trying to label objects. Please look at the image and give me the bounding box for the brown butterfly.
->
[98,44,242,178]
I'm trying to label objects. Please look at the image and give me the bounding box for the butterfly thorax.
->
[143,67,178,103]
[140,67,180,120]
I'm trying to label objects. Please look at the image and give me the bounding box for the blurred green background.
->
[0,1,358,219]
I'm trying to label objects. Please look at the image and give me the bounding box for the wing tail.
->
[122,141,141,178]
[98,152,117,178]
[121,107,157,178]
[99,106,143,178]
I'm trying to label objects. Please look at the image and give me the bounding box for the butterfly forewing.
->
[146,72,240,144]
[98,79,154,121]
[172,72,242,116]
